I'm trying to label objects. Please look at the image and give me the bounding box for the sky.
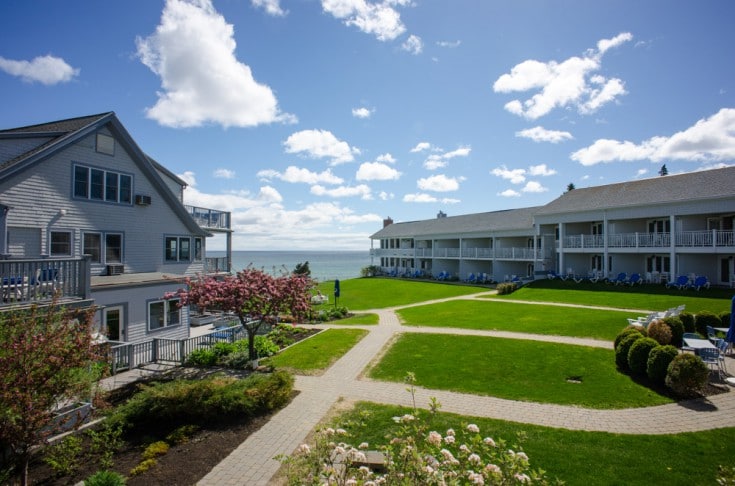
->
[1,0,734,251]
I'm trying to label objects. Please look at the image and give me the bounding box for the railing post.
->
[127,345,134,370]
[81,255,92,299]
[152,339,158,363]
[179,340,186,365]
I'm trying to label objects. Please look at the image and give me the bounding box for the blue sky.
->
[1,0,734,251]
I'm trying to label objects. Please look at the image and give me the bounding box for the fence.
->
[109,324,250,375]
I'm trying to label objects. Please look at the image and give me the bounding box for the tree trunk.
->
[243,318,263,361]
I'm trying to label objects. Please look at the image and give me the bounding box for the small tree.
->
[293,261,311,278]
[168,268,314,361]
[565,183,576,193]
[0,302,103,485]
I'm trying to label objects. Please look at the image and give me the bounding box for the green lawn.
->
[263,328,367,374]
[335,313,379,325]
[493,279,733,314]
[316,277,485,310]
[331,402,735,486]
[367,333,671,409]
[397,299,635,340]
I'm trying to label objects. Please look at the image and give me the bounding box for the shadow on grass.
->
[525,279,734,299]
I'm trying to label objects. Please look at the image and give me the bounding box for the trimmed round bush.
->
[628,337,659,376]
[694,310,721,336]
[663,316,684,348]
[679,312,695,333]
[615,332,643,371]
[719,311,731,328]
[665,353,709,397]
[646,319,672,345]
[646,345,679,384]
[614,326,646,350]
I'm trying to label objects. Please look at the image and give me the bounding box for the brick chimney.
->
[383,217,394,228]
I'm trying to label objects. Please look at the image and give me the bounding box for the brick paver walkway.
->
[189,294,735,485]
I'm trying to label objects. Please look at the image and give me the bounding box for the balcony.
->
[0,257,92,310]
[185,205,231,231]
[560,229,735,250]
[204,256,230,274]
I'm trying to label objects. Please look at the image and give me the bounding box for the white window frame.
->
[148,298,181,332]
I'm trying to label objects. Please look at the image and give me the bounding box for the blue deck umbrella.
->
[727,295,735,345]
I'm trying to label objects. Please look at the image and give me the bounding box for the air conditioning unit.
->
[135,194,152,206]
[107,264,124,276]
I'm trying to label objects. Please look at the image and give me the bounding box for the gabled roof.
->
[536,165,735,216]
[371,206,541,239]
[0,112,207,236]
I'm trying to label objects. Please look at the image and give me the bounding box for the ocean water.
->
[206,250,372,282]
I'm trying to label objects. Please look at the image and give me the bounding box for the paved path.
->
[190,294,735,485]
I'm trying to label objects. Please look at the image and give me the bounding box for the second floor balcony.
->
[185,205,231,232]
[561,229,735,250]
[0,257,92,310]
[370,246,552,261]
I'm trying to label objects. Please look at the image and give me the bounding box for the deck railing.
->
[0,257,91,309]
[204,256,230,274]
[561,229,735,249]
[185,205,231,231]
[371,247,550,260]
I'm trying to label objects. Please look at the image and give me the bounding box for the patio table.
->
[683,337,717,352]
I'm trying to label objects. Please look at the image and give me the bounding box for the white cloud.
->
[402,34,423,55]
[493,32,632,119]
[283,129,359,165]
[0,55,79,85]
[436,40,461,48]
[214,168,235,179]
[410,141,432,152]
[403,193,460,204]
[251,0,286,16]
[516,126,573,143]
[379,191,394,200]
[422,145,471,170]
[257,166,344,185]
[417,174,464,192]
[136,0,295,128]
[352,106,374,118]
[491,166,526,184]
[311,184,373,199]
[356,162,401,181]
[376,153,396,164]
[635,168,649,178]
[528,164,557,176]
[321,0,408,41]
[522,181,547,193]
[182,171,381,250]
[498,189,521,197]
[571,108,735,165]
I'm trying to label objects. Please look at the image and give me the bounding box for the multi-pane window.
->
[50,231,71,256]
[165,236,192,262]
[73,164,132,204]
[148,298,180,331]
[83,232,102,263]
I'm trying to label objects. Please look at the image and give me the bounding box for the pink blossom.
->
[426,431,442,446]
[483,437,496,447]
[467,423,480,433]
[485,464,501,475]
[468,453,481,464]
[444,435,455,444]
[514,473,531,483]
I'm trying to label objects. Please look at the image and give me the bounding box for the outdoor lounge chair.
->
[666,275,689,290]
[610,272,627,285]
[626,273,642,286]
[688,275,710,291]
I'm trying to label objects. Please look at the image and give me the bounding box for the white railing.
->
[562,230,734,249]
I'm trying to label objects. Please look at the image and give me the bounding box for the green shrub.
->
[665,353,709,397]
[662,316,684,348]
[87,422,124,470]
[44,435,83,477]
[647,345,679,384]
[130,458,157,476]
[142,441,169,460]
[185,348,218,367]
[615,333,643,371]
[646,319,672,345]
[166,425,199,445]
[84,470,127,486]
[719,311,731,328]
[109,371,294,432]
[221,350,251,369]
[495,282,518,295]
[628,337,659,376]
[254,335,280,357]
[679,311,695,333]
[614,326,646,350]
[694,310,721,336]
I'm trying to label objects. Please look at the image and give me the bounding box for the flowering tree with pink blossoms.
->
[167,268,314,361]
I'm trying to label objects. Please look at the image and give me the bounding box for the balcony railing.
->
[185,205,231,231]
[561,229,735,249]
[371,247,550,260]
[0,257,91,309]
[204,256,230,274]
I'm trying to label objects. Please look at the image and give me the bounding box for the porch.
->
[0,257,92,310]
